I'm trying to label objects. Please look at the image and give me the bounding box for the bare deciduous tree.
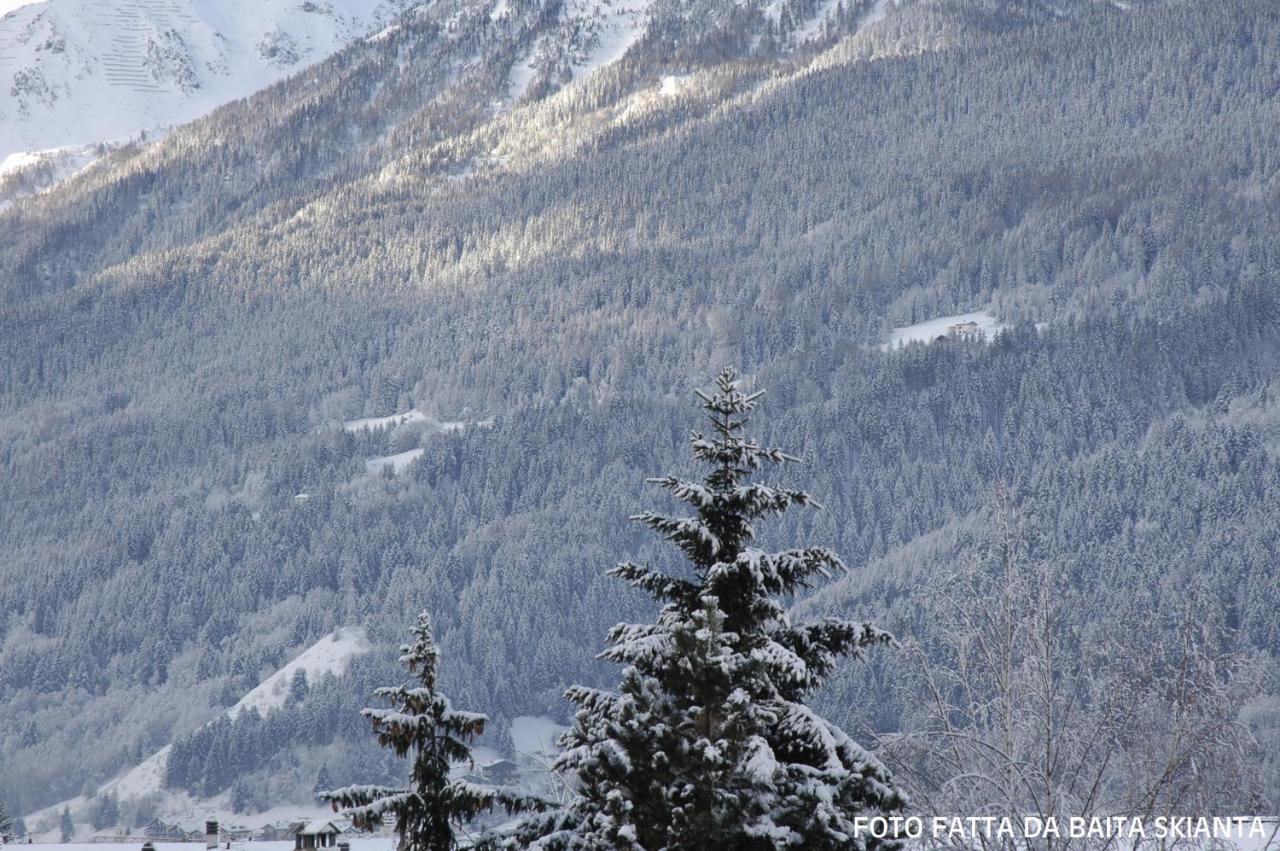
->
[881,490,1263,851]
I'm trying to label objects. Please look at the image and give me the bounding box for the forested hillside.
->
[2,0,1278,821]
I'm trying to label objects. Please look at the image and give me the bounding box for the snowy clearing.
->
[0,144,103,209]
[342,409,428,432]
[510,714,568,762]
[881,310,1008,351]
[343,409,481,434]
[229,626,370,719]
[567,0,652,79]
[350,414,491,476]
[792,0,843,43]
[364,447,424,473]
[861,0,896,27]
[658,74,692,96]
[507,47,538,101]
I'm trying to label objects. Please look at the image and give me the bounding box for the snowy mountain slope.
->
[7,0,1252,823]
[21,629,371,838]
[0,0,38,16]
[227,626,370,720]
[0,0,418,160]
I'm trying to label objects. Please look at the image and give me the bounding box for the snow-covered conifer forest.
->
[2,0,1279,844]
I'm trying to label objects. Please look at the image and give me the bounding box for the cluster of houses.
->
[100,818,366,847]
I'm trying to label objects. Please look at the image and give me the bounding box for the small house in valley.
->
[480,758,520,786]
[293,820,342,850]
[143,819,187,841]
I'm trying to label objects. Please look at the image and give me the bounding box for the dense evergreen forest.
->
[1,0,1278,822]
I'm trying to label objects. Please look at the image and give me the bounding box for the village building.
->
[946,320,981,340]
[479,758,520,786]
[293,820,342,850]
[255,823,293,842]
[143,819,188,842]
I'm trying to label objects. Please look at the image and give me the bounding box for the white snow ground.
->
[792,0,844,43]
[351,413,492,475]
[510,714,568,763]
[343,410,477,434]
[506,0,653,102]
[567,0,651,78]
[861,0,896,27]
[0,0,40,16]
[342,410,429,432]
[881,310,1008,351]
[363,447,424,474]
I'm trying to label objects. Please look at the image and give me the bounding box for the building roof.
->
[298,820,343,836]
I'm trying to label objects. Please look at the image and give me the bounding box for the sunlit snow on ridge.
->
[0,0,415,161]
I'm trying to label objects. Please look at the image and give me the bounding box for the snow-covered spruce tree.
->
[500,368,904,850]
[322,612,537,851]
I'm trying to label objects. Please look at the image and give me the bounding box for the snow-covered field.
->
[567,0,651,78]
[341,410,428,432]
[343,409,476,436]
[347,412,492,475]
[510,714,568,762]
[882,310,1008,351]
[363,447,424,474]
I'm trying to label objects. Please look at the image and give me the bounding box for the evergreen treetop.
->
[323,612,537,851]
[501,368,905,850]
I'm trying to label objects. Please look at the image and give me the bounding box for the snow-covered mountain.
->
[0,0,417,161]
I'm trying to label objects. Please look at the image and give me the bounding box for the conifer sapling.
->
[322,613,537,851]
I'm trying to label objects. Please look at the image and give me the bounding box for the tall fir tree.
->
[501,369,904,850]
[59,807,73,843]
[323,613,536,851]
[287,669,311,705]
[0,798,12,839]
